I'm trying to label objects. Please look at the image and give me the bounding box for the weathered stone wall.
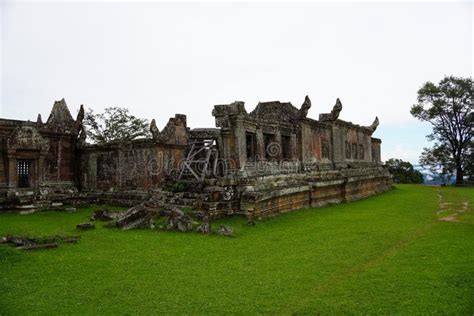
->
[79,139,187,193]
[79,114,189,197]
[212,166,392,220]
[212,97,381,172]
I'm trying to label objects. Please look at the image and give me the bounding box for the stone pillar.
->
[256,129,265,160]
[274,130,282,161]
[234,119,246,169]
[300,122,313,163]
[365,135,372,162]
[290,133,297,160]
[331,124,344,163]
[7,157,16,188]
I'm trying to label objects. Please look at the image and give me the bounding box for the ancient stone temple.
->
[0,96,391,219]
[0,99,82,207]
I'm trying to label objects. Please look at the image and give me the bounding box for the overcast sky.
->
[1,1,472,163]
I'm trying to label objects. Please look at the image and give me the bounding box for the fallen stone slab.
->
[0,235,80,250]
[76,223,95,230]
[2,235,35,247]
[115,204,154,230]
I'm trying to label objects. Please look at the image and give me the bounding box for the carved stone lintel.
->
[7,125,49,152]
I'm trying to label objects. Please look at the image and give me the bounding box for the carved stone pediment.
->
[250,101,299,122]
[153,114,188,145]
[7,125,49,152]
[46,98,76,134]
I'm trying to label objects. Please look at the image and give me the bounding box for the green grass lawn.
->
[0,185,473,315]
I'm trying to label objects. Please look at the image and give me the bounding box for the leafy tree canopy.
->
[411,76,473,185]
[84,107,151,144]
[384,158,424,184]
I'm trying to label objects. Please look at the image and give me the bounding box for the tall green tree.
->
[84,107,151,144]
[384,158,424,184]
[411,76,473,185]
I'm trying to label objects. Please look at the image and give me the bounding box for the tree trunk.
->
[456,165,464,185]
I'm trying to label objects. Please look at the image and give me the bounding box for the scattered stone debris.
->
[166,208,194,232]
[217,225,234,237]
[196,222,211,234]
[115,204,154,230]
[90,209,119,221]
[0,235,80,250]
[76,223,95,230]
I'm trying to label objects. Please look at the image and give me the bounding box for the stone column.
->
[275,130,282,161]
[290,133,297,160]
[300,122,313,163]
[234,119,247,169]
[256,129,265,160]
[7,156,16,189]
[331,124,344,163]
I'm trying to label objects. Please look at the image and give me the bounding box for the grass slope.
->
[0,185,473,315]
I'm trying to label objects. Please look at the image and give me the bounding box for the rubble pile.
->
[165,208,194,232]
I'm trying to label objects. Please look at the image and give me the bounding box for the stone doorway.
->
[17,160,32,188]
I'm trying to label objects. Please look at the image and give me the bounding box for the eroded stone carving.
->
[159,114,188,145]
[76,104,85,133]
[250,101,299,122]
[7,126,49,151]
[319,98,343,121]
[150,119,160,140]
[77,126,87,147]
[213,101,247,128]
[46,98,77,133]
[368,116,379,132]
[298,95,311,119]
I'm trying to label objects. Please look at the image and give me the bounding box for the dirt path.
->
[436,189,469,223]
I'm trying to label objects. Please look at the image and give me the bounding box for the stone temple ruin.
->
[0,96,391,220]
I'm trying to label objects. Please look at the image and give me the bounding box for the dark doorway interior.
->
[246,132,257,161]
[17,160,31,188]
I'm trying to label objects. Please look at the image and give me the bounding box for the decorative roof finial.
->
[150,119,160,140]
[369,116,379,132]
[298,95,311,119]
